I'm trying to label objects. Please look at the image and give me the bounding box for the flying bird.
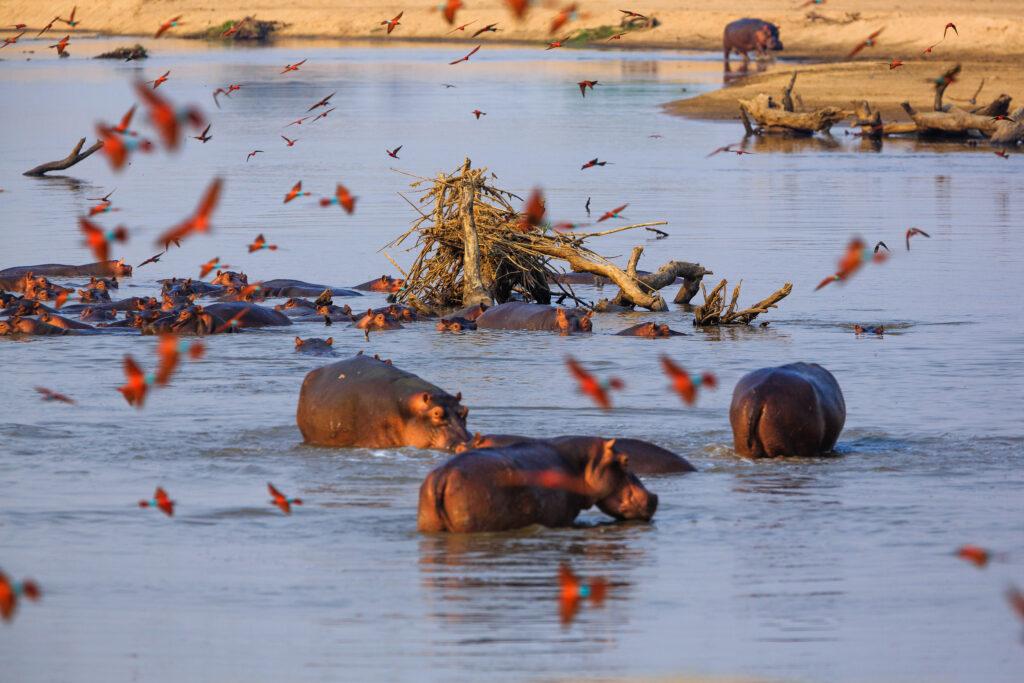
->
[1,32,25,48]
[199,257,229,279]
[37,17,60,38]
[558,564,608,625]
[246,150,264,162]
[387,145,402,158]
[660,356,717,405]
[118,355,151,407]
[578,80,598,96]
[281,135,297,147]
[35,387,75,404]
[59,6,80,29]
[943,22,958,39]
[192,124,212,143]
[580,158,608,169]
[566,356,624,410]
[889,59,904,69]
[133,80,205,150]
[155,177,223,247]
[49,34,70,56]
[517,188,545,232]
[268,483,303,515]
[286,116,311,127]
[585,197,591,215]
[139,487,174,516]
[381,11,403,34]
[214,307,251,334]
[815,237,887,290]
[549,4,578,35]
[472,109,486,119]
[449,45,481,65]
[619,9,649,20]
[596,203,627,222]
[847,28,885,59]
[442,0,464,25]
[905,227,930,250]
[248,233,278,253]
[284,180,311,204]
[0,571,41,623]
[473,23,500,38]
[79,217,128,262]
[955,545,990,568]
[320,183,357,214]
[137,251,165,268]
[546,36,571,50]
[994,150,1010,159]
[147,70,171,89]
[306,92,336,111]
[447,20,476,35]
[281,58,307,74]
[311,107,335,121]
[155,15,183,38]
[1007,586,1024,623]
[156,334,204,386]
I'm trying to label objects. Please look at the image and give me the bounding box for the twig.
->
[23,138,104,177]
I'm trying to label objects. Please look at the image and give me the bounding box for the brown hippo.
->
[297,354,470,450]
[729,363,845,458]
[353,275,405,293]
[211,270,248,289]
[0,259,131,283]
[1,300,52,317]
[203,302,292,327]
[86,276,118,291]
[723,18,783,72]
[0,291,19,308]
[295,336,335,355]
[160,278,223,298]
[448,302,489,321]
[437,317,477,332]
[476,302,592,335]
[78,287,111,304]
[79,306,117,322]
[352,309,404,332]
[459,433,695,475]
[2,317,68,336]
[417,439,659,533]
[22,275,72,302]
[38,312,96,331]
[256,279,362,298]
[616,322,686,338]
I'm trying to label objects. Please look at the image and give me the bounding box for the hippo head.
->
[556,308,593,334]
[756,22,783,51]
[584,440,658,521]
[111,258,132,278]
[212,270,247,288]
[404,390,471,451]
[376,275,405,293]
[14,301,43,316]
[0,320,10,335]
[577,310,594,332]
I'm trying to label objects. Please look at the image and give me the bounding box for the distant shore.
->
[2,0,1023,61]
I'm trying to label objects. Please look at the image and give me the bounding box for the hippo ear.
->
[295,337,303,346]
[326,337,333,345]
[617,453,629,469]
[455,392,462,402]
[601,439,618,464]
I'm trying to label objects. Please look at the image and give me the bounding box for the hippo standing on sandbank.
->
[729,363,845,457]
[723,18,783,72]
[417,439,659,533]
[476,302,592,334]
[297,354,470,450]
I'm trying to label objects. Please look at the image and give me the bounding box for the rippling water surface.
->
[1,38,1022,682]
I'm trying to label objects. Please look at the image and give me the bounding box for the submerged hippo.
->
[259,279,362,298]
[729,363,845,458]
[352,309,404,332]
[353,275,405,293]
[476,302,593,334]
[417,439,659,533]
[459,433,695,475]
[203,302,292,327]
[297,355,470,450]
[79,306,117,322]
[295,336,336,355]
[616,322,686,338]
[0,259,131,283]
[38,312,96,331]
[723,18,783,72]
[1,317,69,336]
[448,302,489,321]
[436,317,477,332]
[78,287,111,304]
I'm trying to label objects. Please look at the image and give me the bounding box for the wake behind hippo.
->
[476,302,592,334]
[729,362,845,457]
[297,354,469,450]
[417,439,658,533]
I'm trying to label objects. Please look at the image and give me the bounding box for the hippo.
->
[0,291,19,307]
[437,317,477,332]
[297,354,470,450]
[417,438,659,533]
[258,279,362,298]
[160,278,224,298]
[352,309,404,332]
[211,270,249,289]
[79,306,117,322]
[85,276,118,292]
[616,322,686,338]
[22,276,72,302]
[203,302,292,328]
[723,18,783,72]
[1,317,69,336]
[475,302,593,334]
[854,324,884,336]
[295,336,336,355]
[353,275,405,294]
[78,287,111,304]
[142,306,221,336]
[38,312,96,331]
[448,302,489,321]
[1,300,52,317]
[459,433,695,475]
[0,259,131,283]
[729,363,845,458]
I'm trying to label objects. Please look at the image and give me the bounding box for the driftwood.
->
[693,279,792,326]
[739,94,846,135]
[991,107,1024,145]
[23,138,104,177]
[95,44,147,60]
[901,102,999,138]
[386,159,694,312]
[782,72,798,113]
[971,94,1010,118]
[851,101,917,137]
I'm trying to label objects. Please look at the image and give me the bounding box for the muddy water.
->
[1,39,1022,682]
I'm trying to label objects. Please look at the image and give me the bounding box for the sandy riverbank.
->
[665,59,1024,122]
[2,1,1024,61]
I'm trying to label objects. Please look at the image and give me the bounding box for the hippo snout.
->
[772,38,784,51]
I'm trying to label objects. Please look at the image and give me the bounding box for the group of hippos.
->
[2,259,846,534]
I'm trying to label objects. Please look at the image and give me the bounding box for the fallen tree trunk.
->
[739,94,847,135]
[972,94,1011,118]
[457,163,493,308]
[990,106,1024,145]
[901,102,998,137]
[851,101,918,137]
[23,137,104,176]
[693,279,792,326]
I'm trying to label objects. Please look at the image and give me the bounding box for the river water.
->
[1,38,1022,682]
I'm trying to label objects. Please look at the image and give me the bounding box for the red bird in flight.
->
[387,145,402,158]
[847,28,884,58]
[281,135,297,147]
[147,70,171,89]
[155,178,223,247]
[660,356,717,405]
[155,15,183,38]
[268,483,303,515]
[248,233,278,253]
[0,571,42,622]
[517,188,545,232]
[80,217,128,262]
[35,387,75,404]
[815,237,887,290]
[284,180,311,204]
[449,45,481,65]
[381,11,403,34]
[596,203,627,222]
[281,58,307,74]
[139,487,175,516]
[905,227,930,250]
[566,356,624,410]
[581,158,608,169]
[578,80,598,96]
[320,184,357,214]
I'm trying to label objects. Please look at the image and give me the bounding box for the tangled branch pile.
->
[693,279,792,326]
[385,158,703,313]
